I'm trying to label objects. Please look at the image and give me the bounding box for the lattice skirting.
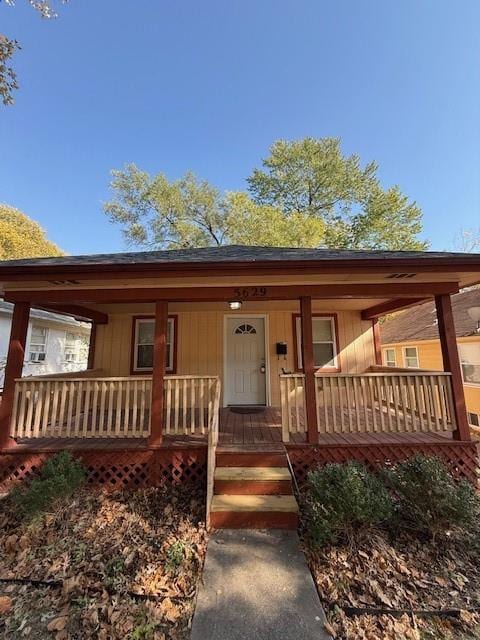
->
[286,442,480,486]
[0,447,207,492]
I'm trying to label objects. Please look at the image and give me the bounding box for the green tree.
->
[104,138,427,251]
[104,165,327,249]
[1,1,67,106]
[0,204,64,259]
[225,192,325,248]
[248,138,427,250]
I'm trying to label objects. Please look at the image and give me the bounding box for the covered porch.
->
[0,246,478,491]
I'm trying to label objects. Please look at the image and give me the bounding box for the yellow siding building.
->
[381,290,480,428]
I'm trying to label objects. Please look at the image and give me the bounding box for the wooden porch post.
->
[435,294,470,440]
[87,322,97,370]
[149,301,168,448]
[0,302,30,450]
[372,319,383,366]
[300,296,319,444]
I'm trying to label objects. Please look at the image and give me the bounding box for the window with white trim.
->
[468,412,479,427]
[459,343,480,386]
[295,316,338,370]
[64,332,78,362]
[29,326,48,362]
[133,317,175,372]
[383,348,397,367]
[403,346,419,368]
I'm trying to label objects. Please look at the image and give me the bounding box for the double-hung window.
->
[29,326,48,363]
[132,317,176,373]
[403,346,419,368]
[383,348,397,367]
[459,343,480,386]
[64,332,78,363]
[468,412,480,427]
[294,315,338,370]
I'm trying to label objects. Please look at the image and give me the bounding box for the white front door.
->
[225,317,266,406]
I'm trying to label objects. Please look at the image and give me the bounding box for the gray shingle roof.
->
[1,245,480,268]
[380,289,480,343]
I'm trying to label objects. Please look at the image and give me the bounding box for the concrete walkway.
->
[191,529,331,640]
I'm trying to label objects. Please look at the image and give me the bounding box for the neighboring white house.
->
[0,301,91,388]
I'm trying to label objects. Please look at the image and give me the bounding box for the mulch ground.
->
[302,525,480,639]
[0,486,207,639]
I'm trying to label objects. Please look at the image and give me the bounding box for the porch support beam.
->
[87,323,97,370]
[0,302,30,450]
[435,294,470,441]
[149,301,169,448]
[5,282,459,305]
[300,296,319,444]
[34,304,108,324]
[361,297,428,320]
[372,319,383,366]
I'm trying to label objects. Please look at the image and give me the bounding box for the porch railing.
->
[279,372,456,441]
[10,374,221,439]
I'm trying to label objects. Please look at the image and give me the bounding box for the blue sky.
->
[1,0,479,255]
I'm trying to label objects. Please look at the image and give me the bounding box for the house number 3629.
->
[233,287,267,298]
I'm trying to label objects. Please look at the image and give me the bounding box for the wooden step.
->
[215,467,291,481]
[216,450,288,468]
[210,495,298,529]
[214,466,293,495]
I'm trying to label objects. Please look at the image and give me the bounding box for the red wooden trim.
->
[87,323,97,370]
[209,510,297,529]
[0,302,30,450]
[292,313,341,373]
[1,255,479,281]
[435,294,470,440]
[130,314,178,375]
[372,319,382,366]
[149,302,169,448]
[361,297,428,320]
[216,451,287,467]
[4,281,460,305]
[300,297,319,445]
[286,441,479,485]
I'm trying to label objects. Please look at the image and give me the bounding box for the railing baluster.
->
[294,376,300,434]
[198,378,204,435]
[422,375,433,430]
[115,380,123,436]
[338,377,346,433]
[139,379,146,436]
[345,377,353,432]
[124,380,130,436]
[430,375,441,431]
[375,377,385,432]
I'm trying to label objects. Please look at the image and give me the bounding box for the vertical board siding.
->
[94,307,376,407]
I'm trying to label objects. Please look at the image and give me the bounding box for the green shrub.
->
[165,540,186,571]
[12,450,86,518]
[306,461,394,546]
[383,455,478,537]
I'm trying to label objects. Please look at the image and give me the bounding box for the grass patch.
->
[11,451,86,519]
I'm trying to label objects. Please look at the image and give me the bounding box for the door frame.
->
[223,314,271,408]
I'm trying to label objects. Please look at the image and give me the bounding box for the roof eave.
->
[1,255,480,281]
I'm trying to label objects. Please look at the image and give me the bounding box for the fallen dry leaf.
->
[0,595,12,614]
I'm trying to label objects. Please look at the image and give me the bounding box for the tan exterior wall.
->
[382,337,480,419]
[94,302,376,406]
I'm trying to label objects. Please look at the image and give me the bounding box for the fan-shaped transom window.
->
[234,323,257,335]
